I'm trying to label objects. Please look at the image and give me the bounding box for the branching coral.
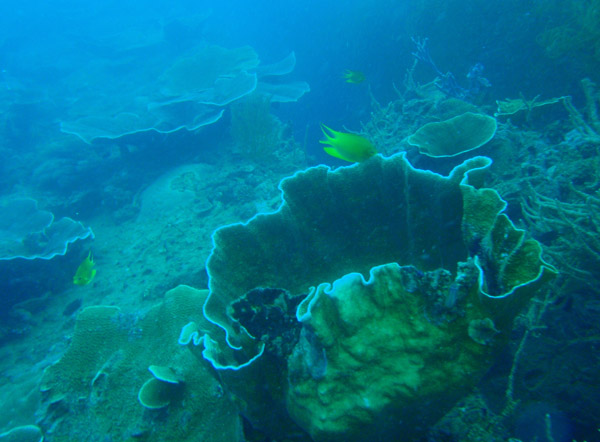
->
[359,90,408,155]
[521,184,600,287]
[490,79,600,292]
[563,78,600,143]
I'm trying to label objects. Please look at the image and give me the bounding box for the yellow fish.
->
[320,124,376,163]
[73,251,96,286]
[342,70,366,84]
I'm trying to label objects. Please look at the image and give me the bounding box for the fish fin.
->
[320,124,342,146]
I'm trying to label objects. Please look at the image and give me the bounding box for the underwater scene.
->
[0,0,599,441]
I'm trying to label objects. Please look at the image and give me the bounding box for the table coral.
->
[0,198,93,261]
[407,112,497,158]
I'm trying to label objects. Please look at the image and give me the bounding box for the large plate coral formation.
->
[181,152,556,441]
[38,153,556,441]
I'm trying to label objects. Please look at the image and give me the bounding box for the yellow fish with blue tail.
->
[320,124,376,163]
[73,251,96,285]
[342,70,366,84]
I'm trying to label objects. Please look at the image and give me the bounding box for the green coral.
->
[137,365,183,409]
[203,153,483,366]
[159,45,259,101]
[40,286,241,441]
[196,152,555,441]
[288,263,495,441]
[461,184,557,324]
[407,112,497,158]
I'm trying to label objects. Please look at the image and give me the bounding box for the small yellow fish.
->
[73,251,96,286]
[320,124,376,163]
[342,70,366,84]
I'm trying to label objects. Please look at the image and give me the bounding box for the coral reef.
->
[492,79,600,292]
[39,286,242,441]
[7,35,598,440]
[440,78,600,440]
[60,47,309,144]
[361,84,481,157]
[0,198,94,261]
[288,263,489,441]
[522,187,600,288]
[186,152,554,441]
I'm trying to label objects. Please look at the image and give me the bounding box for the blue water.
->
[0,0,599,441]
